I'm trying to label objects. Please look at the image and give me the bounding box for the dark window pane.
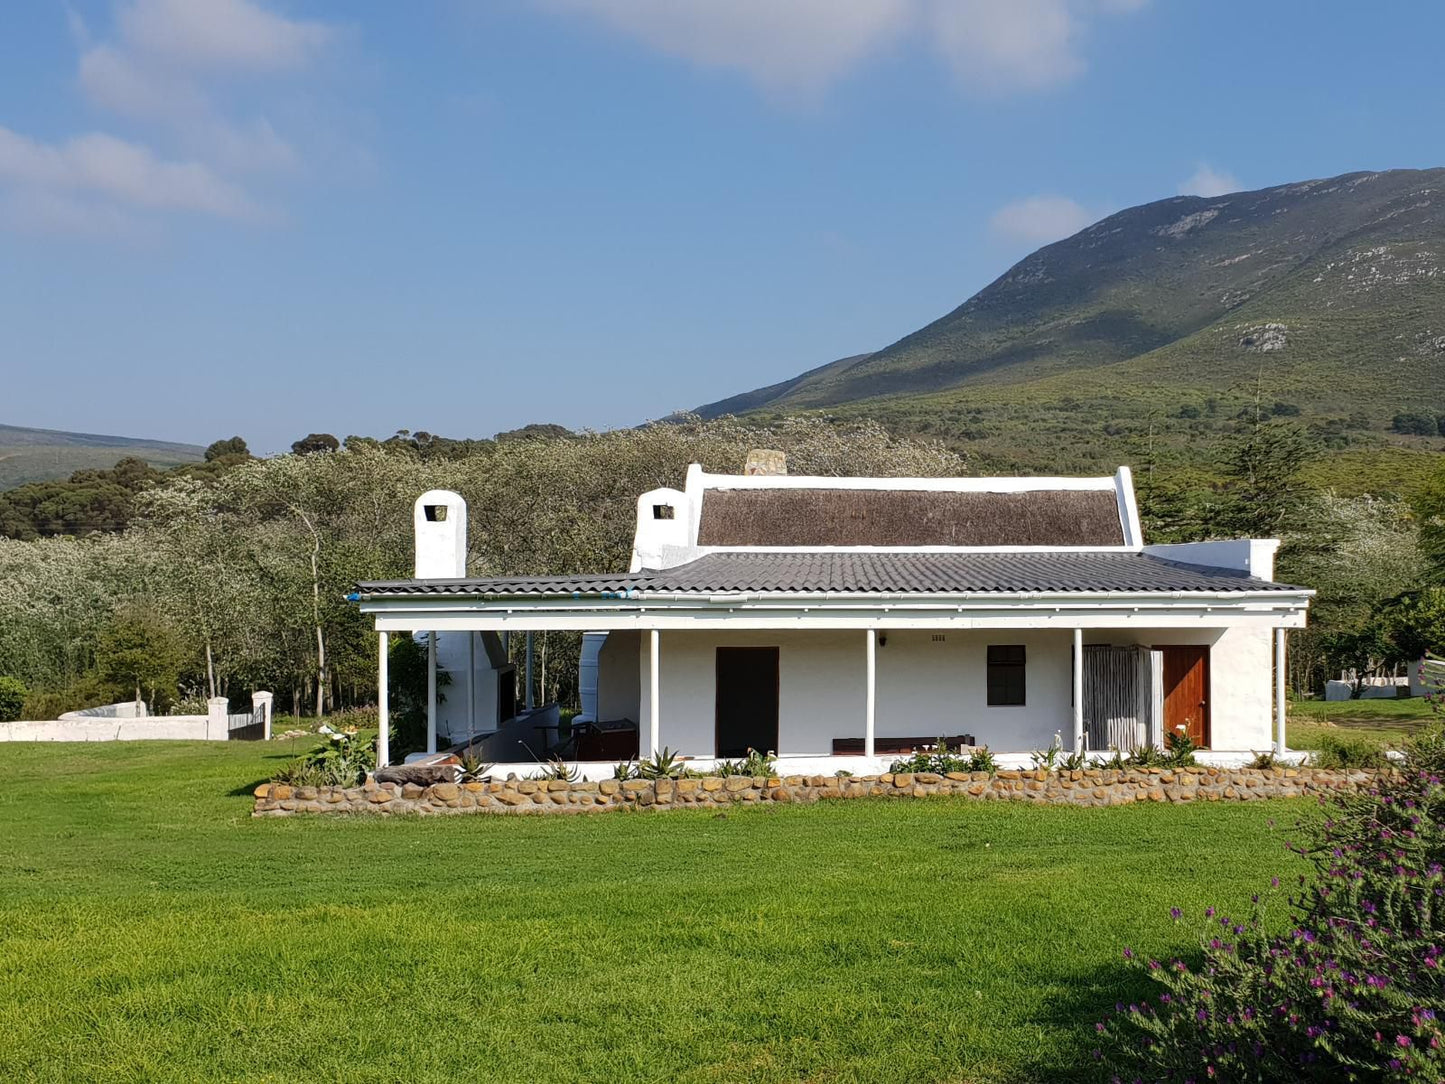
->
[987,645,1026,706]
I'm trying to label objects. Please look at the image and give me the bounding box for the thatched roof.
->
[694,488,1125,547]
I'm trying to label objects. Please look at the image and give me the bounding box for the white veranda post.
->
[865,629,877,758]
[1072,628,1084,753]
[467,631,476,744]
[525,632,535,711]
[648,629,660,759]
[1275,628,1288,756]
[377,631,390,768]
[426,630,437,754]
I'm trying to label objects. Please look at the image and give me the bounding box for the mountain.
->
[0,424,204,490]
[696,168,1445,489]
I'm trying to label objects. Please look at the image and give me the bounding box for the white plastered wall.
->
[874,629,1074,752]
[596,630,641,723]
[627,624,1275,756]
[639,629,867,756]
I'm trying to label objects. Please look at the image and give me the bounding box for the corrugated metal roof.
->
[357,551,1305,599]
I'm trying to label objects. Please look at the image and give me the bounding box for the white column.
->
[426,630,437,754]
[467,631,476,744]
[377,631,390,768]
[1072,628,1085,753]
[525,632,535,710]
[865,629,877,758]
[1275,628,1288,756]
[253,690,273,741]
[648,629,661,758]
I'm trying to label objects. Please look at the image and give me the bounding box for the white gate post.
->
[252,691,274,741]
[206,697,229,741]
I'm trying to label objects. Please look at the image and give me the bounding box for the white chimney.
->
[414,490,468,578]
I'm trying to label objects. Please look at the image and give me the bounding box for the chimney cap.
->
[744,449,787,476]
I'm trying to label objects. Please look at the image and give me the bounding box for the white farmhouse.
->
[354,456,1312,773]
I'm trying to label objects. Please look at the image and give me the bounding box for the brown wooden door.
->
[715,647,779,758]
[1160,645,1210,748]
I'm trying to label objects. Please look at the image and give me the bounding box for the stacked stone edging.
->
[251,765,1377,817]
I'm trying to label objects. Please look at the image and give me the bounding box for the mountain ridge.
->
[694,167,1445,487]
[0,424,205,490]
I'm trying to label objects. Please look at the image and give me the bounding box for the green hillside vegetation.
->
[698,168,1445,491]
[0,423,205,490]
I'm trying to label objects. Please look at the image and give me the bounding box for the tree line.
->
[0,412,1440,724]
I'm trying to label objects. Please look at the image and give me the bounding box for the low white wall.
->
[59,700,148,720]
[0,716,211,742]
[621,625,1277,757]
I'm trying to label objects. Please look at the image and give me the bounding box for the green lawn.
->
[0,742,1315,1083]
[1288,695,1436,752]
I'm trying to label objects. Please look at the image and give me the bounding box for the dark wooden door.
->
[715,647,779,758]
[1160,645,1210,748]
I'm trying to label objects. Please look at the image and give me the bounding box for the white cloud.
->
[1,0,344,237]
[931,0,1082,94]
[1178,163,1239,198]
[0,127,260,219]
[116,0,333,72]
[989,194,1098,245]
[536,0,1148,96]
[537,0,912,96]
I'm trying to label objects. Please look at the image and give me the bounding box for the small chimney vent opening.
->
[424,504,448,522]
[652,504,675,520]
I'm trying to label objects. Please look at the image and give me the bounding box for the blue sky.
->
[2,1,1442,453]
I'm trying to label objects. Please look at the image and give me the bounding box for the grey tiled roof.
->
[357,551,1306,598]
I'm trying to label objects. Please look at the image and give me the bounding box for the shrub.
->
[1162,728,1198,767]
[714,749,777,777]
[269,731,377,787]
[531,756,579,783]
[890,739,995,775]
[634,747,697,780]
[1392,411,1441,437]
[1248,749,1279,770]
[1098,726,1443,1081]
[0,677,27,722]
[1030,735,1064,770]
[1310,731,1389,769]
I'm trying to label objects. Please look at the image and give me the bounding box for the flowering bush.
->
[890,739,996,775]
[1098,727,1445,1081]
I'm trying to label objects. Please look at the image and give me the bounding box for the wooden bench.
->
[831,734,976,756]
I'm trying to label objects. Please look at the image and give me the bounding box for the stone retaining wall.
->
[252,766,1375,817]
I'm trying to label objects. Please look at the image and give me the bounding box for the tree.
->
[0,676,26,722]
[1391,411,1440,436]
[290,433,340,456]
[1412,459,1445,580]
[1215,418,1319,537]
[1379,588,1445,663]
[204,436,250,461]
[96,603,187,712]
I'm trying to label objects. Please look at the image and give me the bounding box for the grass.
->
[0,741,1318,1083]
[1287,695,1436,753]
